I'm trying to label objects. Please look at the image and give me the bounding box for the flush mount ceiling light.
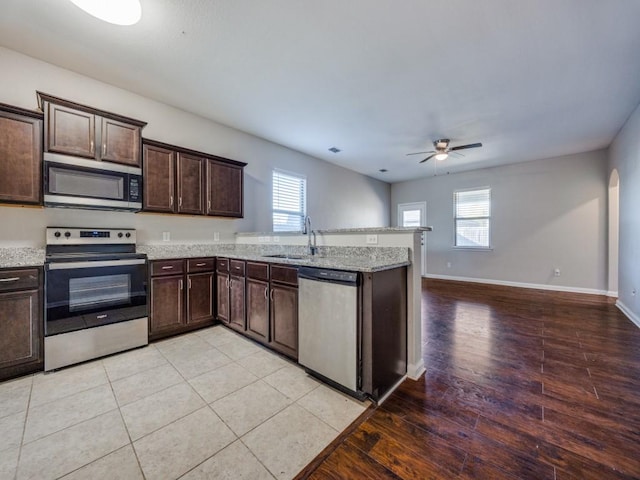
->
[69,0,142,25]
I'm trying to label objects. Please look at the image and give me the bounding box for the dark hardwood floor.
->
[298,278,640,479]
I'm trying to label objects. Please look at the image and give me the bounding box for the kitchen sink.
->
[263,254,309,259]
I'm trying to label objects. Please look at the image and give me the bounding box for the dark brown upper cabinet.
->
[177,152,204,215]
[38,92,146,167]
[143,142,176,213]
[142,138,246,218]
[0,103,43,205]
[206,159,243,217]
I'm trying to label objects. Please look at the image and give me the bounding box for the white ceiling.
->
[1,0,640,183]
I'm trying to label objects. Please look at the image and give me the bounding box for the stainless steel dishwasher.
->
[298,266,362,396]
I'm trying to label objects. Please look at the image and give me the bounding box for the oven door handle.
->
[47,259,147,270]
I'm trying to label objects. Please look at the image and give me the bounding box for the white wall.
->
[609,101,640,326]
[0,47,390,247]
[391,150,609,293]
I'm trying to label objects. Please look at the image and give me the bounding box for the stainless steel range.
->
[44,227,148,371]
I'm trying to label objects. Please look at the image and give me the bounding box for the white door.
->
[398,202,427,276]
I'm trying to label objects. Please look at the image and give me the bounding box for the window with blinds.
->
[272,169,307,232]
[454,187,491,248]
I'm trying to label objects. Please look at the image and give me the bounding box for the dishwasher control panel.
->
[298,267,358,285]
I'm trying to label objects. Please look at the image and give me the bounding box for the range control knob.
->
[64,231,71,238]
[54,231,61,238]
[118,232,123,238]
[125,232,131,238]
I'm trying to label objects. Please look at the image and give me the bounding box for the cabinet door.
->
[0,289,41,375]
[206,160,243,217]
[0,109,42,204]
[143,143,176,212]
[216,272,230,324]
[187,272,214,326]
[149,275,184,336]
[46,103,95,158]
[270,284,298,359]
[246,278,269,343]
[101,117,141,166]
[177,152,204,215]
[229,275,246,332]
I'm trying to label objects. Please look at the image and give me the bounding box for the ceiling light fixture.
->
[434,153,448,161]
[69,0,142,26]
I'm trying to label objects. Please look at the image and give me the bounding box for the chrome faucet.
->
[303,216,318,256]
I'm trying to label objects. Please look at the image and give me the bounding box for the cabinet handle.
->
[179,279,183,290]
[188,278,192,289]
[196,263,206,267]
[226,278,230,288]
[97,314,108,319]
[90,140,94,154]
[264,287,268,299]
[0,277,20,282]
[179,197,183,207]
[102,143,106,156]
[270,289,274,301]
[208,200,211,210]
[161,266,173,270]
[170,196,174,207]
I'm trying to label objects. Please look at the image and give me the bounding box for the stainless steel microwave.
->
[43,154,142,212]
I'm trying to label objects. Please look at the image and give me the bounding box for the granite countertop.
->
[0,244,411,273]
[237,226,432,236]
[0,248,46,268]
[140,244,410,273]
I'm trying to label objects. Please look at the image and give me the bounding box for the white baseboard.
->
[406,359,425,380]
[607,291,619,298]
[423,273,608,296]
[616,300,640,329]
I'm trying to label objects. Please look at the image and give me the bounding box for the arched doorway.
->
[608,169,620,296]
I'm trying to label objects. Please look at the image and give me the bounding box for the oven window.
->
[69,274,131,311]
[49,166,124,200]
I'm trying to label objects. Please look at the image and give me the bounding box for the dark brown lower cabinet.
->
[0,268,43,381]
[149,258,215,340]
[269,265,299,360]
[229,274,246,332]
[246,262,270,343]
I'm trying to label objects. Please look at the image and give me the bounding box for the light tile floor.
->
[0,326,368,480]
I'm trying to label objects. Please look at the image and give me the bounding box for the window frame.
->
[272,168,307,232]
[452,186,492,250]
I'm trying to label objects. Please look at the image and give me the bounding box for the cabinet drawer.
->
[0,268,39,292]
[230,260,245,277]
[246,262,269,281]
[216,258,229,273]
[150,259,184,276]
[187,257,215,273]
[270,265,298,286]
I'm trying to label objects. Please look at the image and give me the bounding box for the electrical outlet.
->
[633,288,637,297]
[258,236,266,243]
[213,232,220,241]
[554,268,561,277]
[162,231,170,242]
[366,234,378,244]
[264,236,272,242]
[446,262,452,268]
[272,236,280,242]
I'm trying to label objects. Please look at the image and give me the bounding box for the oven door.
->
[45,258,148,336]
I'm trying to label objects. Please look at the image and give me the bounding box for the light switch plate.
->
[162,231,170,242]
[366,234,378,244]
[213,232,220,241]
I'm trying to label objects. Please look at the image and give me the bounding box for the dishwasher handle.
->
[298,267,359,286]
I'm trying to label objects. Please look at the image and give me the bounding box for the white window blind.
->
[454,188,491,248]
[273,169,307,232]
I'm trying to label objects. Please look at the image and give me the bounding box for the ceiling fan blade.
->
[406,151,435,156]
[450,142,482,151]
[419,153,437,164]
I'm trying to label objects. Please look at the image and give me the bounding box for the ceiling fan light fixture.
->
[69,0,142,25]
[435,153,448,161]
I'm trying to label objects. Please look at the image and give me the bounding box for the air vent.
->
[328,147,341,153]
[379,169,388,173]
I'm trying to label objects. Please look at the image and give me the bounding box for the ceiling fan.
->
[407,139,482,163]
